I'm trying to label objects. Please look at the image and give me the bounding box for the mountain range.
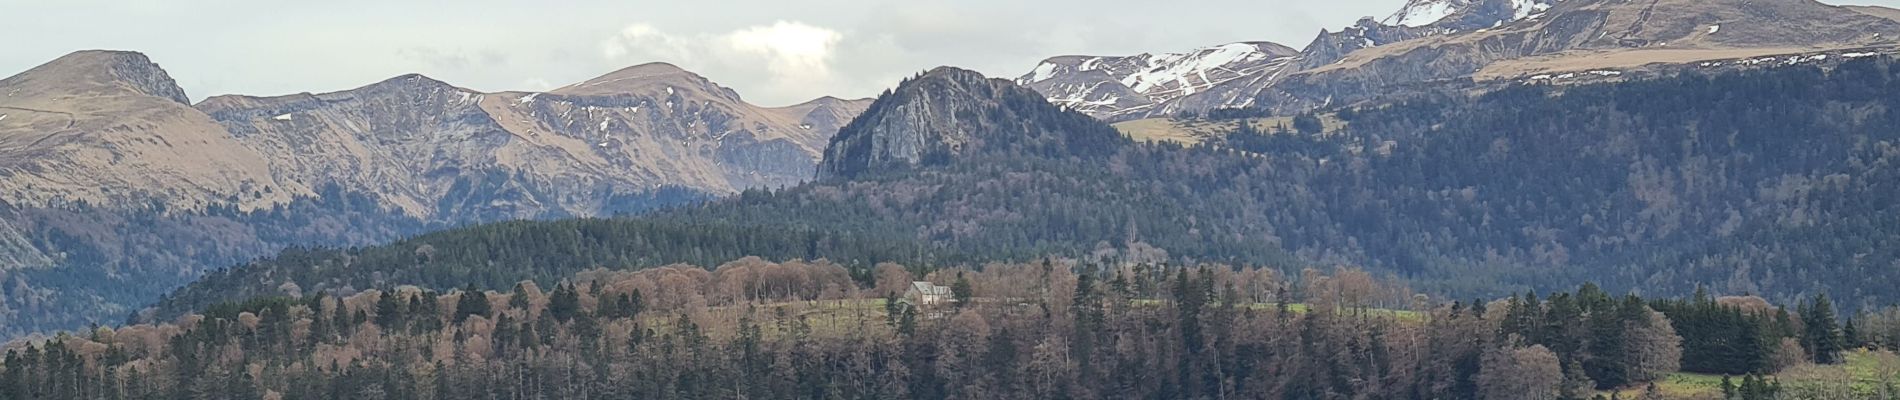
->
[1020,0,1900,121]
[2,52,866,217]
[154,52,1900,328]
[0,51,866,337]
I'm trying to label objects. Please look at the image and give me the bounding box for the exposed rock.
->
[821,67,1127,179]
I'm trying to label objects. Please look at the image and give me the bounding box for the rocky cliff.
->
[821,67,1127,179]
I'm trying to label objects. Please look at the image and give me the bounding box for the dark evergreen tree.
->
[454,284,490,323]
[1803,293,1844,364]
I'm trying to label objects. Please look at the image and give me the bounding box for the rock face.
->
[0,52,869,337]
[821,67,1127,179]
[195,62,863,219]
[1021,0,1900,119]
[1294,0,1560,71]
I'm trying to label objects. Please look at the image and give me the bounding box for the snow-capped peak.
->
[1119,42,1279,96]
[1386,0,1462,27]
[1383,0,1560,29]
[1014,41,1298,120]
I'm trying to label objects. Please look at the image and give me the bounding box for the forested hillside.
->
[142,218,944,324]
[3,184,705,337]
[159,57,1900,323]
[693,56,1900,306]
[9,259,1893,399]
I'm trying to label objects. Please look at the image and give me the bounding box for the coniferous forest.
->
[7,259,1897,399]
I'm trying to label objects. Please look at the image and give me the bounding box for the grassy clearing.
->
[639,298,897,340]
[643,298,1425,340]
[1127,299,1424,321]
[1604,350,1900,399]
[1111,115,1347,146]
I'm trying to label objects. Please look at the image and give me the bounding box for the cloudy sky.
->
[4,0,1898,106]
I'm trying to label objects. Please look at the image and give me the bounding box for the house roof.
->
[910,281,951,296]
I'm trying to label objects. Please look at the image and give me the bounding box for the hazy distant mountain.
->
[0,51,867,337]
[195,61,864,220]
[1020,0,1900,120]
[1270,0,1900,111]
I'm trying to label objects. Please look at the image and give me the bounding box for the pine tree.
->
[455,284,491,323]
[1842,317,1862,350]
[951,273,974,308]
[309,293,334,343]
[1584,300,1629,388]
[509,282,533,310]
[1804,293,1844,364]
[374,290,405,329]
[1070,273,1101,375]
[1560,359,1596,400]
[549,283,582,323]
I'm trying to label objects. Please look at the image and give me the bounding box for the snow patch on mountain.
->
[1511,0,1554,20]
[1016,42,1298,120]
[1389,0,1459,27]
[1385,0,1560,29]
[1028,62,1061,83]
[1119,43,1277,95]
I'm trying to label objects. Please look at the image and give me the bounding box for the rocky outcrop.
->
[1,50,191,105]
[821,67,1128,179]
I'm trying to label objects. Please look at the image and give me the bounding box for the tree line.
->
[5,257,1883,399]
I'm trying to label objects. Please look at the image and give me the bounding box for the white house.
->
[904,281,953,305]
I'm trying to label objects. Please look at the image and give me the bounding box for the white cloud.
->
[723,21,843,84]
[600,24,697,62]
[599,20,846,104]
